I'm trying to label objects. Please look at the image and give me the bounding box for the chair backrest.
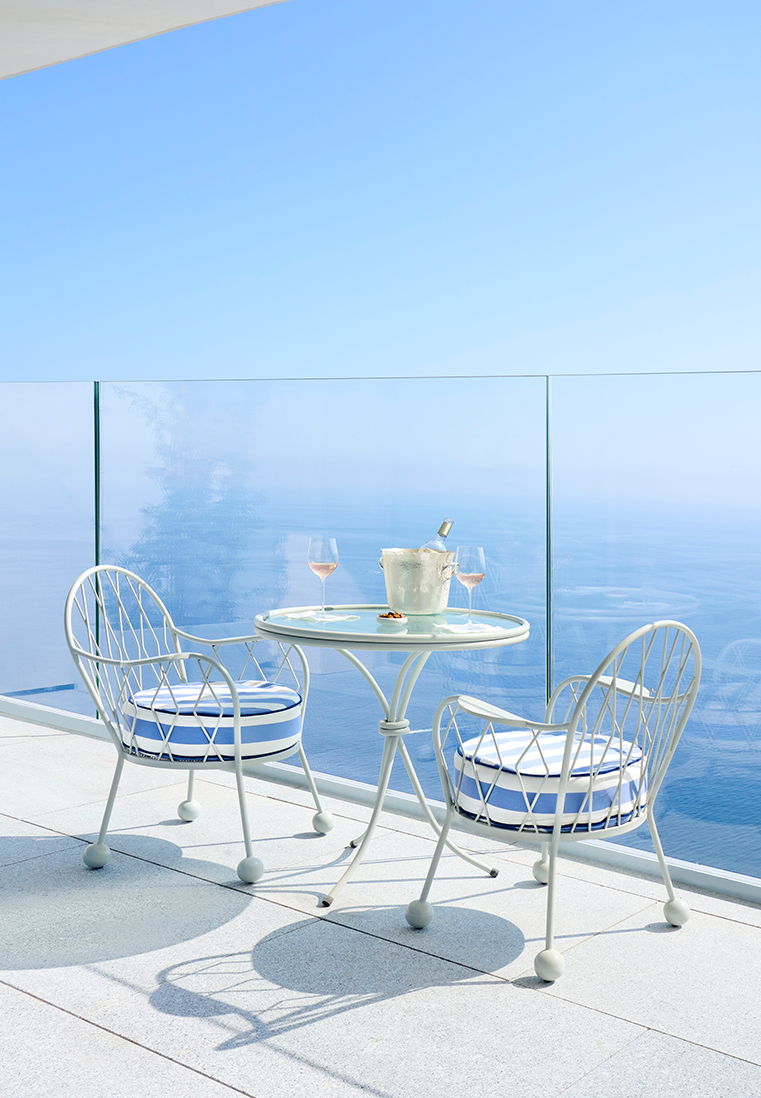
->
[549,620,701,809]
[442,620,700,836]
[64,566,184,747]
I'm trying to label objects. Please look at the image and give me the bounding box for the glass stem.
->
[468,588,473,625]
[321,577,326,613]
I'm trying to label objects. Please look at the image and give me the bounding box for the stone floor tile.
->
[675,887,761,928]
[0,981,242,1098]
[542,907,761,1063]
[0,845,255,975]
[544,851,761,929]
[558,1029,761,1098]
[0,813,82,868]
[0,734,179,819]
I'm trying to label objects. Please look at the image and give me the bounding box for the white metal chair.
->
[65,565,334,883]
[406,620,701,980]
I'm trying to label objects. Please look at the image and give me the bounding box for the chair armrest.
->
[171,628,258,647]
[457,695,529,723]
[545,673,652,722]
[78,649,209,669]
[597,674,652,698]
[167,630,308,701]
[456,695,569,733]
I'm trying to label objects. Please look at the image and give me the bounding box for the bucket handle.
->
[379,556,458,580]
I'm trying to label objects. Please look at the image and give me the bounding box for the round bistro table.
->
[254,604,530,906]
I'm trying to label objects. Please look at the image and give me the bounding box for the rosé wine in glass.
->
[308,562,338,580]
[456,572,484,590]
[455,547,486,629]
[307,538,338,619]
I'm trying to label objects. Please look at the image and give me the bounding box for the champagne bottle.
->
[421,518,453,552]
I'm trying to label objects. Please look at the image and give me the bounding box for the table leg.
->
[320,650,421,907]
[320,727,404,907]
[321,648,497,907]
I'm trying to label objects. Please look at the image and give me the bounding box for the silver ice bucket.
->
[379,548,457,615]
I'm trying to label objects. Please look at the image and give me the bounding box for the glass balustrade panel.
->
[553,371,761,876]
[100,377,547,796]
[0,383,95,714]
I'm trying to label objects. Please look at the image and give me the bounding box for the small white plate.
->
[376,613,408,627]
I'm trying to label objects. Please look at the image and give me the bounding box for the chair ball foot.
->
[489,868,499,878]
[534,948,565,982]
[405,899,434,929]
[320,895,334,908]
[532,859,550,884]
[237,856,264,884]
[177,799,201,822]
[664,898,690,926]
[83,843,111,869]
[312,810,335,834]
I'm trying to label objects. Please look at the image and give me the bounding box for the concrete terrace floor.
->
[2,711,761,1098]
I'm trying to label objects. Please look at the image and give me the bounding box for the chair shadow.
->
[150,906,524,1050]
[0,834,253,969]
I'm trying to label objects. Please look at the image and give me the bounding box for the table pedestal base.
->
[320,652,498,909]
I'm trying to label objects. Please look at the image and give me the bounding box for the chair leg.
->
[297,745,335,834]
[177,769,201,821]
[648,808,690,926]
[533,841,550,883]
[534,836,565,981]
[83,755,125,869]
[405,806,455,929]
[233,763,264,885]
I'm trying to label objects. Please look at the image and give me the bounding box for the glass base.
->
[447,621,492,634]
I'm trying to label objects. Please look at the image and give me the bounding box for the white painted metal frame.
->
[254,604,530,907]
[406,621,701,981]
[64,565,333,883]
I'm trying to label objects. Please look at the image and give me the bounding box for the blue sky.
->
[1,0,759,382]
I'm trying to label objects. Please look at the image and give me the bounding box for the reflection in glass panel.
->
[0,383,94,714]
[553,372,761,876]
[100,378,547,797]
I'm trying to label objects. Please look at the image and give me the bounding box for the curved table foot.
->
[320,732,400,908]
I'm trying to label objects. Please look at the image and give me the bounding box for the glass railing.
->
[1,373,758,879]
[0,382,94,713]
[99,377,548,797]
[552,372,761,874]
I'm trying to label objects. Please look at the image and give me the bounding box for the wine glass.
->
[455,546,486,629]
[308,537,338,620]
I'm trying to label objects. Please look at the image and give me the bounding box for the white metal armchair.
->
[65,565,334,883]
[406,621,701,981]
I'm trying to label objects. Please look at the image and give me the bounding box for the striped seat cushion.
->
[454,728,646,832]
[121,680,302,762]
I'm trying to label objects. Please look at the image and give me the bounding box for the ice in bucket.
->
[379,548,457,615]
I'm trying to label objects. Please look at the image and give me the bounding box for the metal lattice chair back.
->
[66,566,185,744]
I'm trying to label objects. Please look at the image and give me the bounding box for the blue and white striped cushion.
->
[121,680,302,762]
[454,729,645,832]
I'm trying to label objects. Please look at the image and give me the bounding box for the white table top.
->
[253,604,530,652]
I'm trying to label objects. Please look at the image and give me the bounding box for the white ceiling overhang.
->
[0,1,286,80]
